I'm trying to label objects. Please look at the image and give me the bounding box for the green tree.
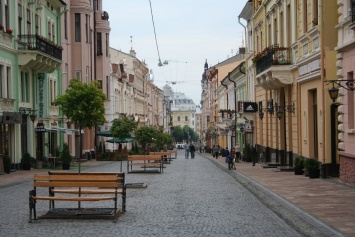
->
[53,79,107,172]
[155,130,173,151]
[110,117,137,158]
[134,126,158,154]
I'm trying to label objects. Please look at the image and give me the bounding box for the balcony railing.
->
[17,34,62,60]
[253,45,292,74]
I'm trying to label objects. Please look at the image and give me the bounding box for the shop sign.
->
[243,102,258,113]
[244,122,253,133]
[35,122,46,132]
[2,112,21,124]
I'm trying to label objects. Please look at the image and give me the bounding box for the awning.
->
[96,130,112,137]
[106,138,134,143]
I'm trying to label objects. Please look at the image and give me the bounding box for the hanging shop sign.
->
[35,122,46,132]
[243,102,258,113]
[2,112,22,124]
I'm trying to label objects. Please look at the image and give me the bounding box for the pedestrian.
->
[184,142,190,159]
[223,147,230,163]
[189,143,196,158]
[231,148,236,169]
[235,144,241,163]
[213,145,219,159]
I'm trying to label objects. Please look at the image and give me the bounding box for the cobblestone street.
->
[0,150,344,237]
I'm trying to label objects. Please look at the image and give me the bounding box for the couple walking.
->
[184,142,196,159]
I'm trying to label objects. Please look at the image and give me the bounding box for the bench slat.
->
[33,196,116,201]
[52,188,124,194]
[34,181,119,188]
[34,174,118,181]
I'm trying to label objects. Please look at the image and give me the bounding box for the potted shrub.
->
[293,156,304,175]
[60,143,72,170]
[304,158,321,179]
[3,151,11,174]
[22,152,32,170]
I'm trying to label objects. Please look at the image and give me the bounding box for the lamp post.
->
[324,79,355,177]
[19,108,37,158]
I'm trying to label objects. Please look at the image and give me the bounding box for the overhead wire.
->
[148,0,162,65]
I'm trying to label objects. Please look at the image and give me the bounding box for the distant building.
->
[163,85,197,131]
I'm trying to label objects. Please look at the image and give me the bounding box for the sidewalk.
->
[203,152,355,237]
[1,155,355,236]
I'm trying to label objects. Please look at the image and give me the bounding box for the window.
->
[177,116,180,121]
[312,0,318,23]
[64,11,67,39]
[0,65,3,98]
[48,21,51,39]
[51,24,55,41]
[303,0,308,33]
[35,14,39,35]
[18,4,22,35]
[20,71,29,103]
[75,71,81,80]
[75,13,81,42]
[352,0,355,22]
[4,0,9,29]
[0,0,2,26]
[106,33,109,57]
[347,72,354,129]
[185,116,188,121]
[49,78,57,105]
[27,9,31,35]
[97,32,102,55]
[85,14,88,43]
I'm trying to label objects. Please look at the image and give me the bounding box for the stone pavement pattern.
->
[0,150,351,237]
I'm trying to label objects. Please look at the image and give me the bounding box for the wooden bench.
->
[127,155,164,173]
[29,173,126,222]
[47,171,126,209]
[150,151,173,164]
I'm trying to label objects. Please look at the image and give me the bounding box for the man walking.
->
[189,143,196,158]
[184,142,190,159]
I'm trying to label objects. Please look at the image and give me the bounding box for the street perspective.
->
[1,0,355,237]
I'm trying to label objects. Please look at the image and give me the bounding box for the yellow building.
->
[251,0,339,177]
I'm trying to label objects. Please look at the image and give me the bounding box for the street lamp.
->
[324,79,355,177]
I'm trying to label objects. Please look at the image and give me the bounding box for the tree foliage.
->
[171,125,199,142]
[110,117,137,141]
[53,79,107,128]
[134,126,173,151]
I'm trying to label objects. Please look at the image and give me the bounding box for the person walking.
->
[231,148,236,170]
[184,142,190,159]
[189,143,196,158]
[213,145,219,159]
[224,147,230,163]
[224,147,232,170]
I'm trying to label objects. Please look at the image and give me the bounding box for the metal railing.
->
[17,34,62,60]
[254,45,292,74]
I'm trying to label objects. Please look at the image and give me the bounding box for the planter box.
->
[308,168,320,179]
[294,167,304,175]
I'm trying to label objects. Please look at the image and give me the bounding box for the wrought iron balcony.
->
[253,45,292,74]
[17,34,62,60]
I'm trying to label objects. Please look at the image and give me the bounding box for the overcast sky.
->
[103,0,247,104]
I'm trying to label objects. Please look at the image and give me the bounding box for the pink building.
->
[335,1,355,184]
[61,0,110,158]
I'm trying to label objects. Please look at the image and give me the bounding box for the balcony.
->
[254,45,293,90]
[17,34,62,73]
